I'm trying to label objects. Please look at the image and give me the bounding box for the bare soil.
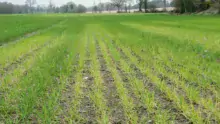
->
[104,39,149,122]
[79,39,96,123]
[95,36,126,123]
[58,54,79,123]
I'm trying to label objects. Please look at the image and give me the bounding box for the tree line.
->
[89,0,171,13]
[0,0,87,14]
[92,0,219,13]
[172,0,220,13]
[1,0,219,14]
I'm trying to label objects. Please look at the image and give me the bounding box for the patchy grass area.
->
[0,15,63,45]
[0,14,219,123]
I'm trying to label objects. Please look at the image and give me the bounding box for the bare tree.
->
[127,0,133,13]
[92,0,98,13]
[125,3,128,12]
[144,0,148,13]
[67,2,77,13]
[111,0,126,12]
[98,2,104,13]
[77,4,87,13]
[173,0,196,13]
[218,0,220,13]
[163,0,167,11]
[137,0,143,12]
[93,5,98,13]
[25,0,37,13]
[48,0,55,13]
[105,2,112,12]
[148,3,156,12]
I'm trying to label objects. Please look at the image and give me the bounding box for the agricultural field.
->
[0,14,219,123]
[0,15,63,45]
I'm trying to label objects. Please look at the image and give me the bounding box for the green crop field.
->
[0,14,219,123]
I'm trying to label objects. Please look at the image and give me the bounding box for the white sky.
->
[0,0,113,7]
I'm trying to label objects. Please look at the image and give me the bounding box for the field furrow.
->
[0,14,219,124]
[57,53,80,123]
[104,36,190,123]
[63,37,88,123]
[79,34,96,122]
[89,34,110,123]
[95,35,126,123]
[123,43,220,122]
[129,48,219,103]
[97,35,140,123]
[0,32,70,122]
[0,19,65,46]
[0,40,52,77]
[113,41,218,123]
[0,30,66,110]
[102,37,151,123]
[0,23,65,71]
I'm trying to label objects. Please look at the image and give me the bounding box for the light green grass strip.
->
[67,36,88,123]
[104,37,173,123]
[89,34,110,124]
[120,45,207,123]
[0,23,64,68]
[98,36,139,124]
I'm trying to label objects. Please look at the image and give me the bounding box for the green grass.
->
[0,14,219,123]
[0,15,63,45]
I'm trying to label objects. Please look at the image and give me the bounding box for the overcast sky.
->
[0,0,112,7]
